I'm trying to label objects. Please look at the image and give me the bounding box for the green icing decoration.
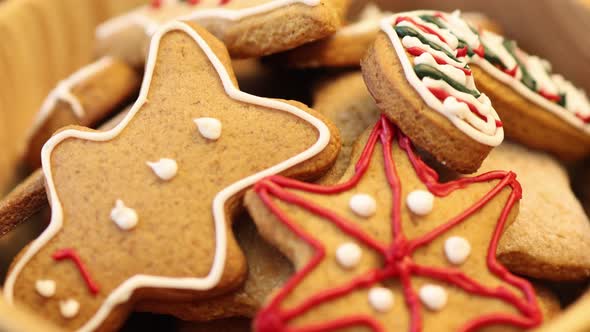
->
[414,63,481,98]
[394,25,460,62]
[502,39,537,91]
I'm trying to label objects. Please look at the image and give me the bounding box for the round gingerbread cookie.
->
[362,11,504,173]
[96,0,350,67]
[470,29,590,161]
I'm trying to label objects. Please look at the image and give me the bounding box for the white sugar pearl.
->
[368,287,394,313]
[35,279,56,298]
[194,117,222,140]
[406,190,434,215]
[444,236,471,265]
[59,299,80,319]
[419,284,447,311]
[335,243,362,269]
[110,200,138,231]
[147,158,178,181]
[349,194,377,217]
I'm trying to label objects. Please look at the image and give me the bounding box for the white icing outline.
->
[27,57,115,141]
[381,12,504,146]
[4,21,330,332]
[96,0,321,42]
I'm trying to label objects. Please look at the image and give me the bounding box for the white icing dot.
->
[368,287,394,313]
[444,236,471,265]
[147,158,178,181]
[349,194,376,218]
[110,200,138,231]
[335,243,362,269]
[419,284,447,311]
[35,279,56,298]
[59,299,80,318]
[406,190,434,216]
[194,117,222,140]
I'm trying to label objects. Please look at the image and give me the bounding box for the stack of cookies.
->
[1,1,590,331]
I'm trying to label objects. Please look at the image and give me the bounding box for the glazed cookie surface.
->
[246,116,542,332]
[4,22,339,332]
[96,0,349,67]
[362,11,503,173]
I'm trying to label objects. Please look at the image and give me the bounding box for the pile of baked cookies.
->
[1,0,590,331]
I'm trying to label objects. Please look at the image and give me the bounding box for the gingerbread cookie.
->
[313,71,380,184]
[275,3,391,68]
[96,0,349,67]
[362,11,503,173]
[4,21,339,331]
[478,142,590,281]
[246,116,542,331]
[470,29,590,160]
[25,57,141,168]
[137,213,293,320]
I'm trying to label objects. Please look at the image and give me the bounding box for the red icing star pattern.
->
[252,116,542,332]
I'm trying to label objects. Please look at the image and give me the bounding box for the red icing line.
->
[151,0,162,8]
[396,16,448,44]
[406,47,472,76]
[428,87,503,127]
[539,89,561,103]
[253,117,540,332]
[503,65,519,78]
[434,12,446,21]
[52,248,100,295]
[456,46,468,58]
[473,44,485,58]
[219,0,231,5]
[576,113,590,123]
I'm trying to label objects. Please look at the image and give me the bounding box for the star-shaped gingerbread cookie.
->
[245,116,542,331]
[3,21,339,332]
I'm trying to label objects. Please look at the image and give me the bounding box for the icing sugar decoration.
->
[52,249,100,295]
[368,287,394,313]
[110,200,139,231]
[349,193,377,218]
[406,189,434,215]
[419,284,448,311]
[335,242,362,269]
[444,236,471,265]
[35,279,56,298]
[147,158,178,181]
[194,117,222,140]
[59,299,80,319]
